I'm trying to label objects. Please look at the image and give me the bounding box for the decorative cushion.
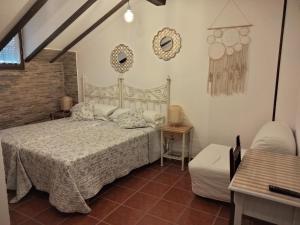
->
[143,110,165,128]
[109,108,131,121]
[113,109,148,129]
[93,104,118,120]
[251,121,296,155]
[70,102,94,121]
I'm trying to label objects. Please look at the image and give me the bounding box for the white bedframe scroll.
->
[81,74,171,118]
[81,75,122,107]
[121,77,171,117]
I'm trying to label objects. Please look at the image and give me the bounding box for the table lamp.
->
[60,96,73,112]
[168,105,184,126]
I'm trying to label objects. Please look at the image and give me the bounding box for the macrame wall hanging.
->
[207,0,252,96]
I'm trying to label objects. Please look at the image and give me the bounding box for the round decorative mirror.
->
[153,27,181,61]
[111,44,134,73]
[160,36,173,52]
[118,51,127,64]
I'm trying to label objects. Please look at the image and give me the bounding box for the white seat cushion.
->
[189,144,246,202]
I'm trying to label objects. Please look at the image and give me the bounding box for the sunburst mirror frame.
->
[152,27,182,61]
[110,44,134,73]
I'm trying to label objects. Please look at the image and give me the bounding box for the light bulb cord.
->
[127,1,131,10]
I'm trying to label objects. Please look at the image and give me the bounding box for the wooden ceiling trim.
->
[25,0,98,62]
[145,0,166,6]
[50,0,129,63]
[0,0,48,51]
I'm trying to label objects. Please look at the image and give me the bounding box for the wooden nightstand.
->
[50,111,71,120]
[160,125,193,171]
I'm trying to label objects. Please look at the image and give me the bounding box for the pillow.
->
[93,103,118,120]
[113,109,148,129]
[109,108,131,121]
[143,110,165,128]
[251,121,296,155]
[71,102,94,121]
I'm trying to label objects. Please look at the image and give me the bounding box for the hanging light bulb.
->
[124,2,134,23]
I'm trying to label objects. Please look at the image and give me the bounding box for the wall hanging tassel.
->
[206,0,252,96]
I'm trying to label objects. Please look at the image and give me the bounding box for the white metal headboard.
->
[122,78,171,114]
[82,76,122,107]
[82,75,171,114]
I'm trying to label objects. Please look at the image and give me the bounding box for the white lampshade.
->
[124,5,134,23]
[168,105,184,126]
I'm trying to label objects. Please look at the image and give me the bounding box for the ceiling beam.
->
[145,0,166,6]
[0,0,48,51]
[50,0,128,63]
[25,0,98,62]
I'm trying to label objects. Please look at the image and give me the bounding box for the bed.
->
[1,76,170,213]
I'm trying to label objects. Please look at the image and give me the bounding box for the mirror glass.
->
[160,36,173,52]
[118,51,127,64]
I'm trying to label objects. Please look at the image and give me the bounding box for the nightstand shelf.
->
[160,125,193,171]
[50,111,71,120]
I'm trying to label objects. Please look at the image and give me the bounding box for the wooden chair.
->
[229,135,242,225]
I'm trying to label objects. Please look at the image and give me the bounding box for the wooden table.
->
[229,150,300,225]
[160,125,193,171]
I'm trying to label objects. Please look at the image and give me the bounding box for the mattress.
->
[1,119,160,213]
[189,144,246,202]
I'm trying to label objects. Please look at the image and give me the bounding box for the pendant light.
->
[124,1,134,23]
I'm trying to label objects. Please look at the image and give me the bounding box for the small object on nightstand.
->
[60,96,73,111]
[160,125,193,171]
[50,111,71,120]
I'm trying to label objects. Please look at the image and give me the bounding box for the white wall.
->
[0,150,10,225]
[276,0,300,131]
[74,0,286,152]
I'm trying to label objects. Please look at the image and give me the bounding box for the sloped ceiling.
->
[47,0,121,50]
[22,0,87,57]
[0,0,36,41]
[1,0,165,58]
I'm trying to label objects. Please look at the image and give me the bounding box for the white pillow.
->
[93,104,117,120]
[143,110,165,128]
[251,121,296,155]
[109,108,131,121]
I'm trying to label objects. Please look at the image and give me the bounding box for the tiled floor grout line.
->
[9,208,32,225]
[132,163,185,225]
[211,205,223,225]
[99,161,186,225]
[97,163,172,225]
[97,162,219,225]
[14,209,45,225]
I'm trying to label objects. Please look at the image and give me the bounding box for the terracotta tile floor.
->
[8,160,273,225]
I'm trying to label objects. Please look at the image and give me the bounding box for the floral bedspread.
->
[1,119,154,213]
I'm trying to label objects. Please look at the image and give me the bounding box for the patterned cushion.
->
[93,104,118,121]
[71,102,94,121]
[114,109,148,129]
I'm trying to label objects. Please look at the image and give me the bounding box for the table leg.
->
[293,208,300,225]
[161,130,164,167]
[188,130,193,162]
[234,193,244,225]
[182,133,186,171]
